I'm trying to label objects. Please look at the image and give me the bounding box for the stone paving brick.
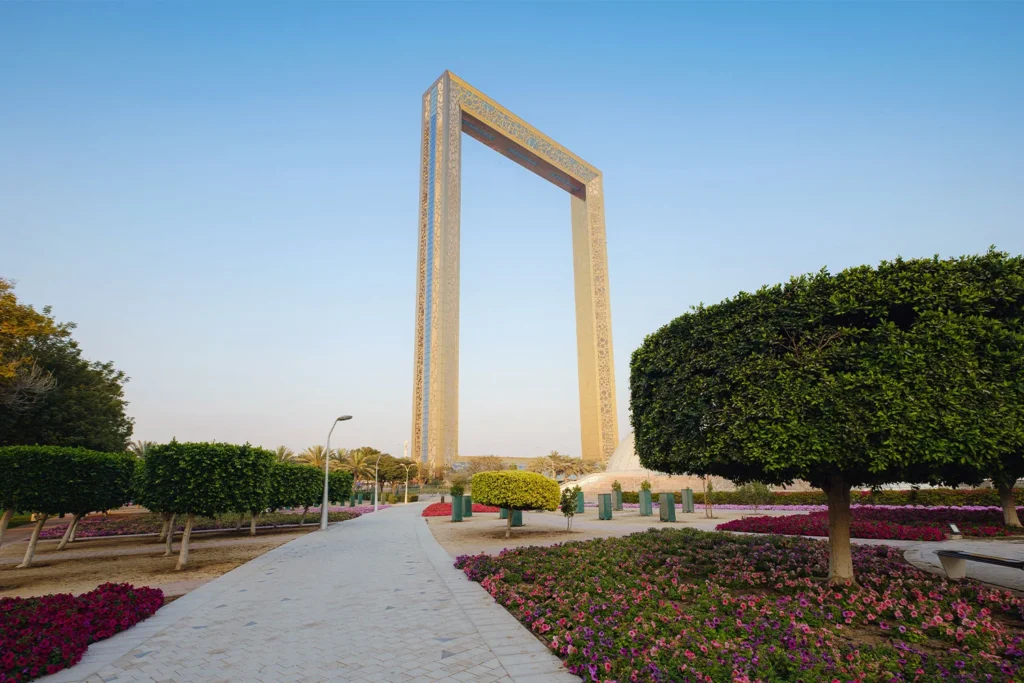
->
[39,503,577,683]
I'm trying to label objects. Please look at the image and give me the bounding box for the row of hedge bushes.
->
[618,488,1024,507]
[0,443,354,570]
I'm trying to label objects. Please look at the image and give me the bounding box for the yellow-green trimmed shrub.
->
[471,471,559,538]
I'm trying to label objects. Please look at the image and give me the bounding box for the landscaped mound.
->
[421,502,500,517]
[716,506,1015,541]
[0,583,164,683]
[455,529,1024,682]
[39,509,365,540]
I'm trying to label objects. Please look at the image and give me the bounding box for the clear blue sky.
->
[2,3,1022,459]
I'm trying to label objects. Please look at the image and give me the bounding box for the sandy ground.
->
[426,506,779,557]
[0,525,317,599]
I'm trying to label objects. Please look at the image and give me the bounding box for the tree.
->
[0,446,134,566]
[296,445,333,470]
[735,482,773,514]
[128,440,155,459]
[471,471,559,538]
[560,485,581,530]
[465,455,506,475]
[631,252,1023,584]
[0,309,133,452]
[337,449,372,484]
[144,441,272,570]
[327,470,354,505]
[274,446,295,463]
[227,445,275,535]
[55,450,135,550]
[268,462,322,523]
[0,279,59,412]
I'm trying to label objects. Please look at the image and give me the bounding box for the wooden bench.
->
[935,550,1024,580]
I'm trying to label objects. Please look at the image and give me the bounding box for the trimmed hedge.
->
[619,487,1024,507]
[0,445,135,515]
[471,471,559,512]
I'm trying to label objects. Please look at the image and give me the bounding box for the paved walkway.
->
[42,504,578,683]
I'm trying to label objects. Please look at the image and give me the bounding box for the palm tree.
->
[128,440,156,459]
[338,449,375,489]
[297,445,334,471]
[329,447,351,469]
[275,446,295,463]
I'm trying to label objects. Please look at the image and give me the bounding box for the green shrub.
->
[269,462,322,512]
[640,480,652,491]
[0,445,135,566]
[450,481,465,497]
[327,470,354,504]
[736,482,773,511]
[611,480,622,492]
[472,471,559,538]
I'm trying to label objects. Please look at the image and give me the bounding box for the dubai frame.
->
[411,71,619,473]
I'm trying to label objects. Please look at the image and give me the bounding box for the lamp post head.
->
[336,415,352,422]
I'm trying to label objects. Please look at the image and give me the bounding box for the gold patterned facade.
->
[412,71,618,474]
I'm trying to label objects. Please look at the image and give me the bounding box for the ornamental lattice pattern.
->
[411,71,618,473]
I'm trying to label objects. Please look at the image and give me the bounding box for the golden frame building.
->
[412,71,618,473]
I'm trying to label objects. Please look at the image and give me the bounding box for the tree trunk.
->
[163,513,177,556]
[17,514,49,568]
[158,512,171,542]
[824,477,856,585]
[57,513,80,550]
[505,510,513,539]
[998,481,1022,528]
[300,506,308,526]
[0,508,12,548]
[234,514,244,532]
[69,514,83,542]
[249,513,258,536]
[175,513,195,570]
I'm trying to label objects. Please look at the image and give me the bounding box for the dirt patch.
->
[0,525,315,599]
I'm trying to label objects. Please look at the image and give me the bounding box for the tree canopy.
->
[630,250,1024,583]
[0,280,133,451]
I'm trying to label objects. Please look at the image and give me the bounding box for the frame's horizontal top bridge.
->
[460,111,587,198]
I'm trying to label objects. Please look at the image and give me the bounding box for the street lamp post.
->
[320,415,353,531]
[373,452,384,512]
[401,463,413,504]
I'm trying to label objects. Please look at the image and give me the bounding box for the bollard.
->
[639,489,653,516]
[613,490,623,511]
[576,490,585,514]
[356,492,363,505]
[598,493,613,520]
[463,495,473,517]
[681,488,695,513]
[659,493,677,522]
[511,509,523,527]
[451,495,464,522]
[499,508,508,519]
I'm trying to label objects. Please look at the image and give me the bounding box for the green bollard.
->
[356,492,363,505]
[639,489,653,516]
[598,493,613,520]
[510,509,523,527]
[681,488,695,513]
[463,495,473,517]
[451,495,464,522]
[659,493,677,522]
[576,490,585,514]
[499,508,508,519]
[348,492,355,508]
[613,490,623,511]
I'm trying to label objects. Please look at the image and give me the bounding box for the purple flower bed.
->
[456,529,1024,681]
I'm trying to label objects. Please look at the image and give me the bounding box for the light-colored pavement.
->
[41,503,578,683]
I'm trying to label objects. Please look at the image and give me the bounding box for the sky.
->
[1,2,1022,459]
